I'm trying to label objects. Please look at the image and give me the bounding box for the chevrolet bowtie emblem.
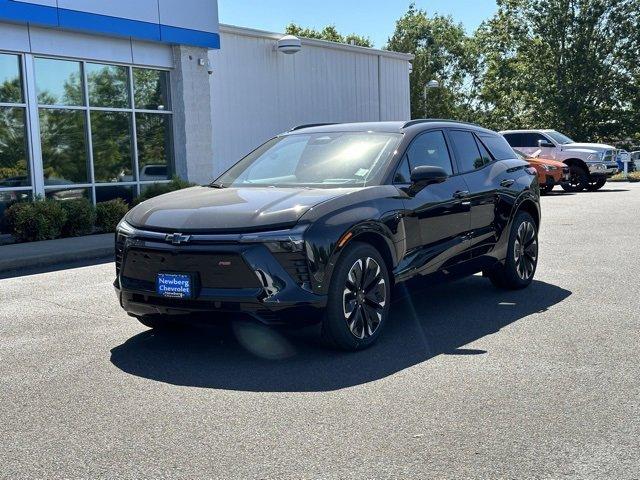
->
[166,233,191,245]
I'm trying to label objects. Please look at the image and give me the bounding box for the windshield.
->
[214,132,402,188]
[546,131,574,145]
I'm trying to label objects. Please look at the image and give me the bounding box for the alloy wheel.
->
[342,257,387,339]
[513,221,538,281]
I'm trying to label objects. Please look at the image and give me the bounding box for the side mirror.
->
[409,165,448,194]
[538,139,554,148]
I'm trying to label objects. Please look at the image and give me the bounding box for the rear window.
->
[480,135,517,161]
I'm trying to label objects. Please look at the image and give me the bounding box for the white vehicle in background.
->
[629,151,640,172]
[118,165,169,183]
[501,129,618,191]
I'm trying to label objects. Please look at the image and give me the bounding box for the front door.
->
[394,130,471,278]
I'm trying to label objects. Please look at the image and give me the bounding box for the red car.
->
[514,149,569,193]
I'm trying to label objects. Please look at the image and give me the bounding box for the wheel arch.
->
[563,157,589,173]
[515,197,540,229]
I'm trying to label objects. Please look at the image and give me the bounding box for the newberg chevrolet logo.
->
[166,233,192,245]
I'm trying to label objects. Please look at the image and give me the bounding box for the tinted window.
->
[405,130,453,175]
[503,133,525,147]
[479,134,517,160]
[0,53,23,103]
[393,156,411,184]
[474,135,493,166]
[35,58,84,106]
[449,130,484,173]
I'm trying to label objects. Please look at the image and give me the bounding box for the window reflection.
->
[91,111,133,183]
[0,53,23,104]
[35,58,84,106]
[40,109,89,184]
[45,187,90,202]
[86,63,130,109]
[133,68,170,110]
[95,185,134,205]
[0,107,29,187]
[136,113,173,180]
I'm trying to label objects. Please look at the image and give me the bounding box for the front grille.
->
[115,234,125,276]
[273,252,311,286]
[603,151,615,163]
[121,248,261,290]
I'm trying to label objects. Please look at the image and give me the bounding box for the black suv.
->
[115,120,541,350]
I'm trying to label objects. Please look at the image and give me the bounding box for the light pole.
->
[423,80,440,118]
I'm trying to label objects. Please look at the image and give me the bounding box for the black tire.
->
[321,242,391,351]
[488,211,538,290]
[135,315,179,330]
[561,165,588,192]
[586,178,606,191]
[540,184,553,195]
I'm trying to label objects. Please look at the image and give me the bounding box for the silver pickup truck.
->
[501,129,618,191]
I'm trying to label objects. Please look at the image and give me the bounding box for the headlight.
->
[239,225,308,253]
[116,219,136,243]
[587,152,605,162]
[542,165,558,171]
[588,163,607,171]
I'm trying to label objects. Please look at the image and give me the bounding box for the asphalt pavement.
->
[1,184,639,479]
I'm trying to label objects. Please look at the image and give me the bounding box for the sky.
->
[218,0,498,48]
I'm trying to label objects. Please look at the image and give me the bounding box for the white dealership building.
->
[0,0,412,228]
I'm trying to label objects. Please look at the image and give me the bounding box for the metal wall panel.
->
[209,28,412,176]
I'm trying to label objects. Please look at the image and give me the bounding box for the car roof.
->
[282,120,498,136]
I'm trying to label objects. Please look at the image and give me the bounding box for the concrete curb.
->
[0,233,114,272]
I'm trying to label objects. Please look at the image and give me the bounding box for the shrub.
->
[95,199,130,233]
[609,172,640,182]
[59,198,96,237]
[7,198,67,242]
[134,176,194,205]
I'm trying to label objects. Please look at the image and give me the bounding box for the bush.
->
[7,198,68,242]
[95,199,130,233]
[59,198,96,237]
[609,172,640,182]
[134,176,194,205]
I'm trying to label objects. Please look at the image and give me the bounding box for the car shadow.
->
[110,276,571,392]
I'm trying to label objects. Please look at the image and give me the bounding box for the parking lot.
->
[1,184,639,479]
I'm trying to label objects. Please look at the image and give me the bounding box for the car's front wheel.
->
[561,165,588,192]
[488,211,538,290]
[321,242,391,351]
[586,178,607,191]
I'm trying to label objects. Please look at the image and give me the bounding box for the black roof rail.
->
[402,118,482,129]
[290,123,338,131]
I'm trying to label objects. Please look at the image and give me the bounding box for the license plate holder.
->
[156,273,193,299]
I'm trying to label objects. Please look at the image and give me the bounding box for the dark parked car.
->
[114,120,541,350]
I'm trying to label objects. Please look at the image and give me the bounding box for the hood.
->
[563,142,615,152]
[527,157,566,169]
[125,186,357,233]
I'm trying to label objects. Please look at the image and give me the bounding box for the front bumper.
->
[588,163,618,177]
[115,235,327,325]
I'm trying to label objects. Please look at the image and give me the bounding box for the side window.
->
[393,155,411,184]
[479,134,517,161]
[405,130,453,175]
[449,130,484,173]
[503,133,525,147]
[524,132,549,147]
[474,135,493,166]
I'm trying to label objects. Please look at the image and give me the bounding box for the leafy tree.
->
[386,4,477,120]
[285,23,373,48]
[474,0,640,142]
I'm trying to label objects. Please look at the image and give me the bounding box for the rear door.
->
[447,129,499,258]
[395,130,472,276]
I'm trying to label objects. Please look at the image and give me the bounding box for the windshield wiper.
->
[209,183,226,189]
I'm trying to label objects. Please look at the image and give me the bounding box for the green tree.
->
[285,23,373,47]
[474,0,640,141]
[386,4,477,120]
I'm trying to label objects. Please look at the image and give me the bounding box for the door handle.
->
[500,179,515,188]
[453,190,470,199]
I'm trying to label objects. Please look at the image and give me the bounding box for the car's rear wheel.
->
[561,165,588,192]
[321,242,391,351]
[488,211,538,290]
[586,178,607,191]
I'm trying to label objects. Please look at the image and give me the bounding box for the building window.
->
[0,53,30,233]
[32,57,173,205]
